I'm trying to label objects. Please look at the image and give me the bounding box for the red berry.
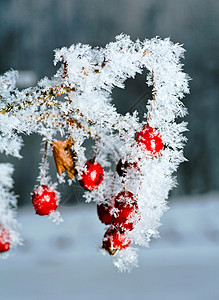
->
[112,191,141,232]
[32,185,58,216]
[0,226,10,253]
[116,159,138,177]
[136,125,163,155]
[80,159,104,191]
[97,202,114,225]
[102,226,131,255]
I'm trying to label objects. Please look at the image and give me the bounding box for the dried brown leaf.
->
[52,139,76,179]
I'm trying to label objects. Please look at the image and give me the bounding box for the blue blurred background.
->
[1,1,219,299]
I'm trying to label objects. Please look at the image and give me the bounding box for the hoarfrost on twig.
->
[0,34,189,269]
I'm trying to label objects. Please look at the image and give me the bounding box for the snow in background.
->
[1,193,219,300]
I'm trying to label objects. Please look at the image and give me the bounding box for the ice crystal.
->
[113,247,139,272]
[48,211,64,225]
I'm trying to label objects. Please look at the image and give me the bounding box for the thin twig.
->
[147,70,157,126]
[41,140,48,184]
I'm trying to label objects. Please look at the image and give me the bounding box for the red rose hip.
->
[136,125,163,155]
[97,202,114,225]
[112,191,141,232]
[116,159,138,177]
[32,185,58,216]
[0,226,10,253]
[80,159,104,190]
[102,226,131,255]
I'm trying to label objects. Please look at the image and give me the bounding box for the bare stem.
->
[147,70,157,126]
[41,140,48,184]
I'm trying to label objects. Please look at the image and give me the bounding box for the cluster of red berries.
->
[98,125,163,255]
[0,125,162,255]
[98,191,141,255]
[30,125,162,255]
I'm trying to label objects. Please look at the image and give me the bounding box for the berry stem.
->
[110,170,117,198]
[40,140,49,184]
[136,169,144,201]
[93,140,99,161]
[147,70,157,126]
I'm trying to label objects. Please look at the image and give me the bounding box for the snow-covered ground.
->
[1,193,219,300]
